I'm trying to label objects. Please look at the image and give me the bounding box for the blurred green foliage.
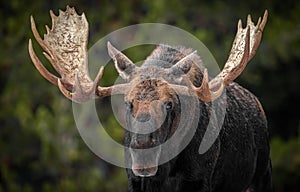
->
[271,127,300,191]
[0,0,299,191]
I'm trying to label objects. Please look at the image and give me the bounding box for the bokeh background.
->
[1,0,299,191]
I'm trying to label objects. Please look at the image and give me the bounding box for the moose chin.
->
[29,6,272,192]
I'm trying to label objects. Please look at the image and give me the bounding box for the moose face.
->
[124,79,180,177]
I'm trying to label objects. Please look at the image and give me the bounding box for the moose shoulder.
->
[29,6,272,192]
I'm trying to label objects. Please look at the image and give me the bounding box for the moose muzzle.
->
[130,142,162,177]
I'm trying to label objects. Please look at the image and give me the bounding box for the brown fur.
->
[126,79,176,118]
[143,44,204,87]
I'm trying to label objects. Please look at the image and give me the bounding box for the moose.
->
[28,6,272,192]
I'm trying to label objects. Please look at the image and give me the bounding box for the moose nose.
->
[136,113,150,122]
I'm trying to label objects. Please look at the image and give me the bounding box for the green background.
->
[1,0,299,191]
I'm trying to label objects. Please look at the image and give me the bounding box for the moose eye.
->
[126,101,134,112]
[166,101,173,110]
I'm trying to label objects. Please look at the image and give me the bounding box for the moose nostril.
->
[136,113,151,122]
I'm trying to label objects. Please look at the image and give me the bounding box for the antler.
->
[28,6,127,102]
[218,10,268,85]
[191,10,268,102]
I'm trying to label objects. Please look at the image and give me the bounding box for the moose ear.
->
[169,51,196,76]
[107,42,136,80]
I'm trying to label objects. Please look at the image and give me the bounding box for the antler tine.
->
[30,16,52,56]
[57,69,100,103]
[169,68,224,103]
[249,10,268,60]
[247,14,253,25]
[260,10,268,31]
[58,79,74,101]
[192,68,224,102]
[28,39,59,85]
[95,66,132,98]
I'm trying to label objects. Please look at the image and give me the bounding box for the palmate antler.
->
[157,10,267,102]
[29,6,127,102]
[190,10,268,102]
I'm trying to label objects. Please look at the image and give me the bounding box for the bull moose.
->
[28,6,272,192]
